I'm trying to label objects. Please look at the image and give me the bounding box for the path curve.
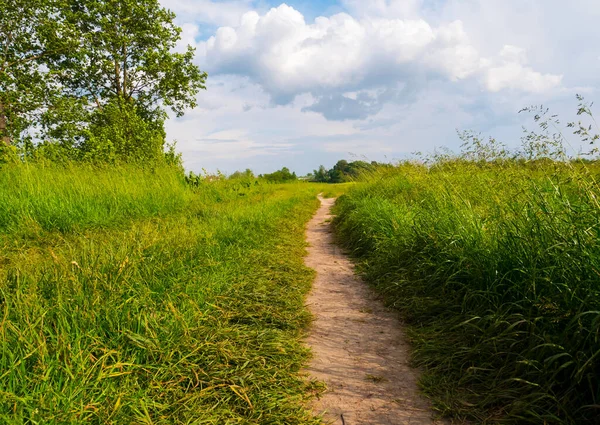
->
[304,196,446,425]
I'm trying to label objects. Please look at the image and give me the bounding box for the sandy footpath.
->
[304,196,447,425]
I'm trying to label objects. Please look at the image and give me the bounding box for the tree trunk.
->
[115,59,122,97]
[0,101,9,146]
[123,44,128,99]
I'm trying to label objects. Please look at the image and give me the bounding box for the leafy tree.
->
[21,0,207,161]
[229,169,255,180]
[1,0,205,163]
[262,167,297,183]
[81,98,166,162]
[49,0,206,122]
[39,95,91,150]
[0,0,73,145]
[328,166,344,183]
[312,160,378,183]
[329,159,375,182]
[312,165,329,182]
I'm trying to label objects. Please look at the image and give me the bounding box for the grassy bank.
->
[333,161,600,424]
[0,164,334,423]
[0,163,195,235]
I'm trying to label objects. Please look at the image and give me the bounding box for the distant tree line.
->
[184,161,395,186]
[259,167,297,183]
[184,167,298,186]
[0,0,205,164]
[310,160,390,183]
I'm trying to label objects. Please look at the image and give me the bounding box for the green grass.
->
[0,163,194,234]
[319,182,354,199]
[333,160,600,424]
[0,163,343,423]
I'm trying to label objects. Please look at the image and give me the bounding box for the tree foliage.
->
[82,98,166,162]
[261,167,298,183]
[2,0,206,163]
[229,169,255,180]
[0,0,74,145]
[312,160,380,183]
[50,0,206,122]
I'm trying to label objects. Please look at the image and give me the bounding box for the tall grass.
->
[334,160,600,424]
[0,164,334,423]
[0,163,194,234]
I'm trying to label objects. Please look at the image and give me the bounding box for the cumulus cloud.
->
[341,0,423,19]
[484,46,563,93]
[194,4,562,120]
[161,0,252,27]
[303,92,383,121]
[162,0,600,174]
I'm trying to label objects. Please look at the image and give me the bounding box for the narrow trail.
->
[304,196,446,425]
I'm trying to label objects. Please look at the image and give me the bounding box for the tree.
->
[328,160,375,182]
[0,0,73,145]
[50,0,206,123]
[312,160,377,183]
[21,0,208,161]
[229,169,254,180]
[312,165,329,182]
[262,167,297,183]
[82,97,166,162]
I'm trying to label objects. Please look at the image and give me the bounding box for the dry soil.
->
[304,196,447,425]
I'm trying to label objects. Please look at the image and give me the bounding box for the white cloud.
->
[175,23,200,53]
[423,20,482,80]
[166,75,362,172]
[161,0,252,27]
[187,128,294,161]
[341,0,423,19]
[163,1,598,174]
[195,4,562,118]
[484,45,563,93]
[485,64,563,94]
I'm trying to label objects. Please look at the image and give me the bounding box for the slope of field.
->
[333,162,600,424]
[0,164,195,234]
[0,164,337,424]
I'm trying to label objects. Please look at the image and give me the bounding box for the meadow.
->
[9,1,598,422]
[0,163,346,424]
[334,159,600,424]
[3,153,600,425]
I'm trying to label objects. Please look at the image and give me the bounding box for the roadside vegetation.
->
[1,0,205,163]
[0,163,193,234]
[310,159,392,183]
[4,0,598,423]
[333,104,600,424]
[0,163,345,423]
[0,1,354,420]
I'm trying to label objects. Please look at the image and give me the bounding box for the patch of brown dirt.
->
[304,196,447,425]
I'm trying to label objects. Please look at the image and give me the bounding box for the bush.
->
[81,98,166,163]
[261,167,297,183]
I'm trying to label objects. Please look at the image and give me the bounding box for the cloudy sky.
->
[161,0,600,175]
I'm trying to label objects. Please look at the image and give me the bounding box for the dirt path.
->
[304,196,446,425]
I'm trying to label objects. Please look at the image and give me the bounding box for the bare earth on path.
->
[304,196,447,425]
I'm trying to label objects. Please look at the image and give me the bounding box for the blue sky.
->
[161,0,600,175]
[263,0,342,18]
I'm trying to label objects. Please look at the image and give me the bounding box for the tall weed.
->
[335,159,600,423]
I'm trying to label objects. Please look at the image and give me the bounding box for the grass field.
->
[0,163,348,424]
[333,160,600,424]
[0,164,194,235]
[6,156,599,425]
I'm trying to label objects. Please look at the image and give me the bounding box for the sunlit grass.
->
[0,163,194,234]
[0,164,344,423]
[334,160,600,424]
